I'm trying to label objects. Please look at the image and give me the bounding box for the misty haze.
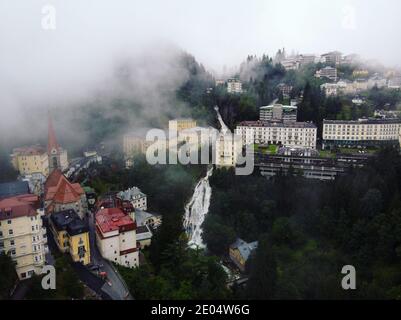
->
[1,0,401,311]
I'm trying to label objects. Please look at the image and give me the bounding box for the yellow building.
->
[123,132,152,156]
[11,145,49,177]
[229,238,258,272]
[0,194,48,280]
[168,118,197,134]
[49,209,91,265]
[352,70,369,78]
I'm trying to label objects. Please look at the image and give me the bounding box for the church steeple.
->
[47,111,67,174]
[48,112,59,154]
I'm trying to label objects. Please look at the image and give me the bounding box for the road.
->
[87,210,133,300]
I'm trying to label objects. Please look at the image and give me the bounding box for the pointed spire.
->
[48,111,59,154]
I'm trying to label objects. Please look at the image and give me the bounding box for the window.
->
[7,220,11,224]
[9,229,13,235]
[21,272,26,279]
[10,240,15,246]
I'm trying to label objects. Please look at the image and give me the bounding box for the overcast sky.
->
[1,0,400,71]
[0,0,400,145]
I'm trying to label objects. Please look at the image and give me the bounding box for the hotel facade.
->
[0,194,47,279]
[235,121,317,149]
[322,119,401,148]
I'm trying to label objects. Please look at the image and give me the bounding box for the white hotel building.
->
[227,79,243,94]
[322,119,401,148]
[95,207,139,268]
[235,121,317,149]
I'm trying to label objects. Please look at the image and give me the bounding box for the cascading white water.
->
[183,166,213,248]
[183,106,228,248]
[214,106,231,134]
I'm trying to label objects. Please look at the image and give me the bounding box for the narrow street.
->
[87,210,133,300]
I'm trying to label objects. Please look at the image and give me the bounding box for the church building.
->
[48,113,68,173]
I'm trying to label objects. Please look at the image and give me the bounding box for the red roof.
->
[96,207,136,234]
[13,145,46,156]
[44,170,84,204]
[45,169,63,191]
[0,194,39,221]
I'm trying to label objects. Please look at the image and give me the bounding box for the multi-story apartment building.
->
[315,66,338,81]
[227,79,243,94]
[321,51,342,65]
[280,57,300,71]
[44,169,87,218]
[322,119,401,148]
[343,53,360,64]
[236,121,317,149]
[0,194,47,279]
[321,78,376,97]
[321,83,340,96]
[117,187,147,211]
[95,207,139,268]
[11,145,49,177]
[277,83,293,98]
[260,104,298,123]
[49,209,90,265]
[299,54,316,66]
[352,70,369,78]
[123,131,152,157]
[215,132,242,167]
[368,76,387,89]
[168,118,197,134]
[388,77,401,89]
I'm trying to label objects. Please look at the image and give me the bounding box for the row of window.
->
[240,128,316,133]
[325,129,399,133]
[0,240,42,252]
[325,136,398,140]
[20,270,35,279]
[0,224,40,237]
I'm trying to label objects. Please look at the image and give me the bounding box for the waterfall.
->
[183,166,213,248]
[183,106,228,248]
[214,106,231,134]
